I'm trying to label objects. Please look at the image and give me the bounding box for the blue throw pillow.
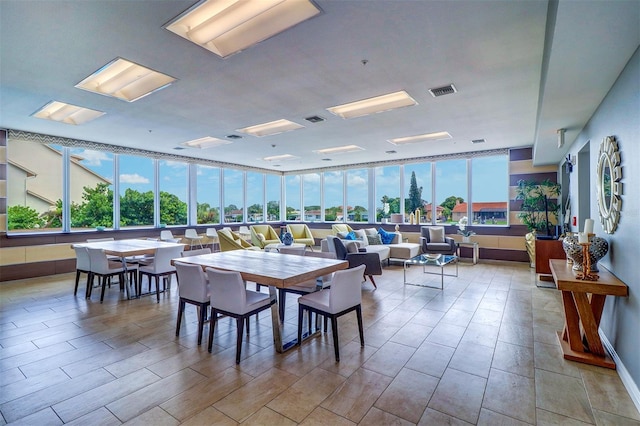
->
[345,231,357,240]
[378,227,395,244]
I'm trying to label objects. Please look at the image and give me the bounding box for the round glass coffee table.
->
[403,253,458,289]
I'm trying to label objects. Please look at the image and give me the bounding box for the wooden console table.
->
[550,260,628,369]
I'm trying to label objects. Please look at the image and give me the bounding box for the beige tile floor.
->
[1,259,639,425]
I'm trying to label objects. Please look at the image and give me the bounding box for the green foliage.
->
[407,171,423,212]
[196,202,219,224]
[266,200,280,220]
[7,205,43,230]
[120,188,154,226]
[159,191,187,225]
[515,179,561,233]
[73,182,113,227]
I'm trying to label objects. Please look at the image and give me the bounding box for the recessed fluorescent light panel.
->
[313,145,364,155]
[237,119,304,137]
[75,58,176,102]
[387,131,452,146]
[327,90,417,119]
[165,0,321,58]
[32,101,105,125]
[263,154,298,162]
[181,136,232,149]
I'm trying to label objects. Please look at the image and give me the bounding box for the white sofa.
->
[321,227,420,263]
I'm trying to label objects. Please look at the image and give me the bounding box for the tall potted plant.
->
[515,179,561,266]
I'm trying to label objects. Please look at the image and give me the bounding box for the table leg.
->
[561,290,583,352]
[573,292,605,356]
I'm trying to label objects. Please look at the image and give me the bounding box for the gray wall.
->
[567,47,639,387]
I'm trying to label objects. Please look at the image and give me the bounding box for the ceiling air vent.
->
[428,84,457,98]
[471,139,486,144]
[305,115,325,123]
[226,134,243,139]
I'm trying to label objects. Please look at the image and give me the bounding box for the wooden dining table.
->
[72,239,186,299]
[172,249,348,353]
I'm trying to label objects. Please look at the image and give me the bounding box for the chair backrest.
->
[185,229,198,239]
[87,237,114,243]
[331,224,353,235]
[86,247,113,274]
[250,225,279,247]
[175,262,209,302]
[160,230,174,241]
[206,228,218,238]
[149,245,184,273]
[181,248,211,257]
[74,246,91,271]
[287,223,311,239]
[327,235,347,260]
[206,268,247,313]
[329,265,365,313]
[421,226,444,243]
[218,229,245,251]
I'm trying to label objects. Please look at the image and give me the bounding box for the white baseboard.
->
[600,329,640,413]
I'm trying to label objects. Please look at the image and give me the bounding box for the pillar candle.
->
[584,218,594,235]
[578,232,588,244]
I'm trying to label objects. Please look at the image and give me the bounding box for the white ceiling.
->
[1,0,638,173]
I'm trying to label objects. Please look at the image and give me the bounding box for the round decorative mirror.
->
[596,136,622,234]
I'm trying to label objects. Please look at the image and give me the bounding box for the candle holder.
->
[576,242,599,281]
[562,233,609,272]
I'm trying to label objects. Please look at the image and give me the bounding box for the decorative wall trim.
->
[600,329,640,413]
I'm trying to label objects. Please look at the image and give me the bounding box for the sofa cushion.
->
[378,227,396,244]
[425,242,453,251]
[367,234,382,245]
[364,244,390,261]
[346,241,360,253]
[428,227,445,243]
[389,243,420,260]
[364,227,378,236]
[353,229,368,246]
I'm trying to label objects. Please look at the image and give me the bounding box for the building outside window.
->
[435,158,467,224]
[375,165,400,222]
[346,169,368,222]
[303,173,321,221]
[246,171,264,222]
[467,155,508,225]
[266,174,280,221]
[69,147,113,230]
[223,169,243,223]
[323,171,343,221]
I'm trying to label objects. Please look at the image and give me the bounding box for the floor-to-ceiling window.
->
[119,154,154,228]
[246,171,264,222]
[303,173,321,221]
[266,174,280,222]
[223,169,243,223]
[196,165,220,225]
[323,171,343,221]
[69,147,114,230]
[159,160,187,226]
[285,175,300,220]
[375,165,400,222]
[404,162,431,224]
[470,155,508,225]
[435,158,467,225]
[346,168,368,223]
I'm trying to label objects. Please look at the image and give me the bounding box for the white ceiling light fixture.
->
[327,90,417,119]
[387,131,452,145]
[165,0,322,58]
[75,58,176,102]
[557,128,565,148]
[32,101,105,125]
[237,119,304,137]
[263,154,298,162]
[181,136,232,149]
[313,145,364,155]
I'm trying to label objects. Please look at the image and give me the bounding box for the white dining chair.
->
[297,264,365,362]
[138,245,184,302]
[175,262,211,345]
[87,247,138,303]
[73,246,92,298]
[205,228,219,252]
[160,230,181,243]
[206,268,275,364]
[184,229,204,249]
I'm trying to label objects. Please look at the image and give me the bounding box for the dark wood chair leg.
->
[208,310,217,353]
[297,306,304,345]
[356,305,364,346]
[176,298,184,337]
[331,316,339,361]
[100,276,107,303]
[197,303,207,345]
[155,276,160,303]
[368,275,377,289]
[236,317,245,364]
[74,270,81,295]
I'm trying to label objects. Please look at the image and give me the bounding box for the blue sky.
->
[71,147,507,209]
